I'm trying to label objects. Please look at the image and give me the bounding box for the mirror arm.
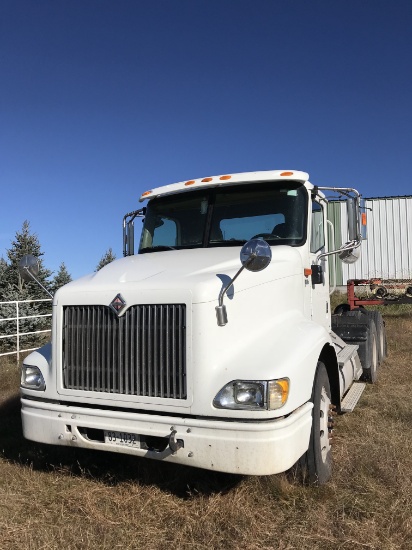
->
[316,186,361,199]
[216,266,245,327]
[217,252,258,308]
[22,267,54,298]
[315,238,361,265]
[327,219,336,295]
[218,266,245,308]
[215,241,271,327]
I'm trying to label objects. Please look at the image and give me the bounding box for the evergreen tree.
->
[5,220,52,298]
[0,256,12,352]
[51,262,72,294]
[0,257,8,301]
[96,248,116,271]
[0,221,52,353]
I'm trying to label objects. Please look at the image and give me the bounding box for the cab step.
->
[336,343,359,367]
[341,382,366,413]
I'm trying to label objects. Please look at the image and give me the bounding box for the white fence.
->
[0,299,52,363]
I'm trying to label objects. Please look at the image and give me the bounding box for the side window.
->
[310,201,325,253]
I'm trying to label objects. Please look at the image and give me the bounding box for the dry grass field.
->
[1,311,411,550]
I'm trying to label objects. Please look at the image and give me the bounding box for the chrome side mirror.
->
[216,239,272,327]
[346,196,361,242]
[240,238,272,272]
[123,207,146,256]
[340,198,362,264]
[18,255,53,298]
[18,255,40,282]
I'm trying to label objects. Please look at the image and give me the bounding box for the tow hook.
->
[168,429,184,454]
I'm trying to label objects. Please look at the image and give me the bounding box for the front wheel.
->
[299,362,333,485]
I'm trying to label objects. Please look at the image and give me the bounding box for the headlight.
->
[213,379,289,410]
[21,365,46,390]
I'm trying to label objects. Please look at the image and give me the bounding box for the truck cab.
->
[20,169,374,484]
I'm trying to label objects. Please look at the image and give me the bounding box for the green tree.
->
[0,221,52,353]
[5,220,52,298]
[51,262,72,294]
[96,248,116,271]
[0,257,8,301]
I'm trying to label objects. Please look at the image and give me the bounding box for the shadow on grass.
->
[0,393,242,499]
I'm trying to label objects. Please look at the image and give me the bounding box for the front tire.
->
[299,362,333,485]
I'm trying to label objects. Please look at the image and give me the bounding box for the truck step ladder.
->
[341,382,366,413]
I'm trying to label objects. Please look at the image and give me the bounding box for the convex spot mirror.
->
[18,255,40,282]
[240,238,272,272]
[338,245,361,264]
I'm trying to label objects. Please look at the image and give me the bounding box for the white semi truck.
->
[20,170,385,484]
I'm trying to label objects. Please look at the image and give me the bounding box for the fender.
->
[239,312,337,416]
[319,343,340,411]
[191,300,338,418]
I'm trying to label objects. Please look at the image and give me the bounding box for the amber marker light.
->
[304,268,312,277]
[201,177,213,182]
[362,213,367,226]
[185,180,196,186]
[268,379,290,409]
[219,175,232,181]
[141,190,152,197]
[280,171,294,177]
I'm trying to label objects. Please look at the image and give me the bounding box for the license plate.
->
[104,431,140,448]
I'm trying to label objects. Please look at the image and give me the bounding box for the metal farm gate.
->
[0,299,52,363]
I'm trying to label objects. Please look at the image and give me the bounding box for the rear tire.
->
[361,319,378,383]
[299,362,333,485]
[363,310,387,364]
[334,303,350,315]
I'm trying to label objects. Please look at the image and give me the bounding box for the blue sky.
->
[1,0,411,280]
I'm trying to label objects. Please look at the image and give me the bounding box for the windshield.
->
[139,181,308,253]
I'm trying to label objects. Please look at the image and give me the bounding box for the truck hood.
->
[56,246,304,304]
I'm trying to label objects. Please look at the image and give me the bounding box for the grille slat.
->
[63,304,186,399]
[172,307,176,398]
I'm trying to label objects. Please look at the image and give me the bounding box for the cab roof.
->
[139,169,310,202]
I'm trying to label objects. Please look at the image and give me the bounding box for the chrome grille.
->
[62,305,186,399]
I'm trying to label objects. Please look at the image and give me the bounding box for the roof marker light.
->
[141,190,152,197]
[219,175,232,181]
[280,172,294,177]
[185,180,196,186]
[201,177,213,182]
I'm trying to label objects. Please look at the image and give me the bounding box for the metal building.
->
[328,195,412,286]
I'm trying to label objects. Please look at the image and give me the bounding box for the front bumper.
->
[21,398,313,475]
